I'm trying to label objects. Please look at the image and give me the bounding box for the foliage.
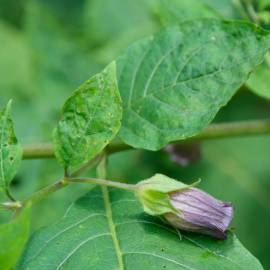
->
[116,19,269,150]
[0,101,22,198]
[17,188,262,270]
[53,62,122,173]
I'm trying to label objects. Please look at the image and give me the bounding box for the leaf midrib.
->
[67,76,106,168]
[102,186,124,270]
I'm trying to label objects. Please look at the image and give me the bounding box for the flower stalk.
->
[67,177,137,191]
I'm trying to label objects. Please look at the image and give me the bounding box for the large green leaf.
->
[53,62,122,173]
[17,187,263,269]
[116,19,270,150]
[0,205,31,270]
[0,101,22,195]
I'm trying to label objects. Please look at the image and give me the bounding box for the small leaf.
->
[17,188,263,269]
[116,19,270,150]
[53,62,122,173]
[0,205,31,270]
[0,100,22,196]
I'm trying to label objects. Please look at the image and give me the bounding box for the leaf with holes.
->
[53,62,122,173]
[17,187,263,270]
[0,205,31,270]
[116,19,270,150]
[0,100,22,196]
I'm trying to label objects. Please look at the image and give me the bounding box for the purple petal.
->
[164,188,233,239]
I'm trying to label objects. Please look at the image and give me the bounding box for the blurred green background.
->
[0,0,270,268]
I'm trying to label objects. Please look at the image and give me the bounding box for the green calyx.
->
[135,174,200,216]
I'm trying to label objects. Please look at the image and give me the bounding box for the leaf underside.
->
[17,187,263,270]
[53,62,122,173]
[0,101,22,192]
[116,19,270,150]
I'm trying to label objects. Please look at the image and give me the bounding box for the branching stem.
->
[3,119,270,211]
[23,179,68,206]
[20,177,136,207]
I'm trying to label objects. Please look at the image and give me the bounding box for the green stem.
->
[16,176,135,209]
[186,119,270,142]
[67,177,137,192]
[72,152,104,177]
[23,143,55,159]
[22,119,270,159]
[7,119,269,210]
[23,179,68,206]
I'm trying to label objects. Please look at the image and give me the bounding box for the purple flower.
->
[137,174,233,240]
[163,188,233,239]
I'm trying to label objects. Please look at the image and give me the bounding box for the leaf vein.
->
[55,233,111,270]
[23,213,106,266]
[102,186,124,270]
[123,251,196,270]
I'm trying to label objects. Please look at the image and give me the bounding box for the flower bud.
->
[164,188,233,240]
[136,174,233,240]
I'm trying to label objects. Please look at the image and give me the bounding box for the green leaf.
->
[0,101,22,195]
[247,60,270,99]
[17,187,263,269]
[53,62,122,173]
[116,19,270,150]
[0,205,31,270]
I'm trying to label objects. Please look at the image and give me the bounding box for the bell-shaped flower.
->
[136,174,233,239]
